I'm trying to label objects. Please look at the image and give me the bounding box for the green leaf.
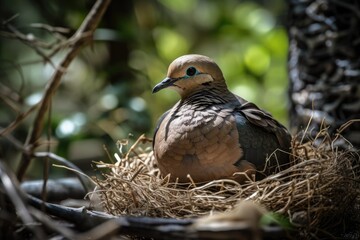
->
[260,212,294,230]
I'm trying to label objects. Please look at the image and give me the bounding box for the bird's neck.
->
[180,81,234,106]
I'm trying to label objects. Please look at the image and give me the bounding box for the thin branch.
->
[0,161,46,239]
[30,207,76,240]
[3,24,56,67]
[17,0,112,181]
[27,194,288,239]
[0,127,26,151]
[30,23,71,34]
[21,178,87,202]
[0,103,39,137]
[2,13,19,25]
[41,106,52,206]
[34,152,95,192]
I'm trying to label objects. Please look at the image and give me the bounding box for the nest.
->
[94,129,360,237]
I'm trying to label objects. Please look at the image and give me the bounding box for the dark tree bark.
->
[288,0,360,148]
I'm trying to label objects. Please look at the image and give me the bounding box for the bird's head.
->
[152,54,226,98]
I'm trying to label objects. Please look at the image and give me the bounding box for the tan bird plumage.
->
[152,54,291,183]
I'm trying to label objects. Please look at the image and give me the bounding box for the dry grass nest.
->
[94,126,360,236]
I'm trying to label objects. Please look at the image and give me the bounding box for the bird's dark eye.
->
[186,67,197,77]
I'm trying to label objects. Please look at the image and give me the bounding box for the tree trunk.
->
[288,0,360,148]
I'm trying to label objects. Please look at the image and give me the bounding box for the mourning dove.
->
[152,54,291,183]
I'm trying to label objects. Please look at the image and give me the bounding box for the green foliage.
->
[260,212,294,230]
[153,28,190,61]
[135,1,289,126]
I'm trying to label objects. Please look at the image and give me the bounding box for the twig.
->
[30,23,71,34]
[0,128,26,151]
[2,13,19,25]
[21,178,87,202]
[124,134,151,159]
[41,103,52,206]
[3,24,57,67]
[0,161,46,239]
[53,164,96,186]
[30,207,76,239]
[17,0,112,181]
[0,104,39,137]
[76,220,121,240]
[27,194,286,239]
[34,152,95,192]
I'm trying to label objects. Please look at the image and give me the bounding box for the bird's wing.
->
[233,96,291,177]
[235,95,291,150]
[153,110,171,149]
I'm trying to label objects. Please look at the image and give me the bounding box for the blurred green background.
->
[0,0,289,177]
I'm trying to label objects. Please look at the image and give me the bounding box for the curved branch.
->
[17,0,112,181]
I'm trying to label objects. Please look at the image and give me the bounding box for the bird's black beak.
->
[152,77,178,93]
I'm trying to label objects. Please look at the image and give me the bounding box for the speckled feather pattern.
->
[155,98,249,182]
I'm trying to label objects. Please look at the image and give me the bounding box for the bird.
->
[152,54,291,183]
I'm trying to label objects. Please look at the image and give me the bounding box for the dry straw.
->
[94,126,360,237]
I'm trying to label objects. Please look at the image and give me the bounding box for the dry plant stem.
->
[34,151,94,192]
[76,220,121,240]
[17,0,112,181]
[0,161,46,239]
[3,24,56,67]
[27,194,286,239]
[30,23,71,35]
[30,207,76,240]
[0,104,39,137]
[0,128,27,151]
[95,124,359,238]
[125,134,148,159]
[41,103,52,207]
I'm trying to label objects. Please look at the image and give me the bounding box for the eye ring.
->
[186,67,197,77]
